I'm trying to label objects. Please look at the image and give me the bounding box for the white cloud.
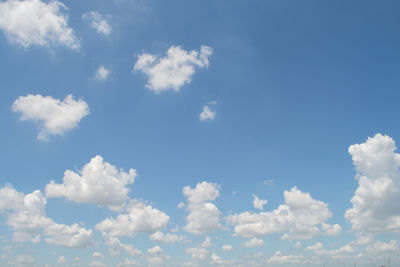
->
[345,133,400,234]
[89,261,106,267]
[185,247,209,261]
[182,181,222,235]
[199,101,217,121]
[294,241,302,249]
[104,237,142,256]
[252,195,267,210]
[321,223,341,236]
[306,242,323,251]
[0,0,79,50]
[147,245,162,255]
[227,187,334,240]
[12,94,89,140]
[241,237,264,248]
[267,251,306,264]
[200,236,212,248]
[82,11,111,36]
[0,186,94,248]
[92,252,104,259]
[221,244,233,251]
[133,45,212,93]
[96,199,169,237]
[366,240,399,254]
[46,155,136,211]
[95,65,110,81]
[56,256,66,264]
[149,231,186,243]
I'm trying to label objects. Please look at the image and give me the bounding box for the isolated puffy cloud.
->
[56,256,66,264]
[252,195,267,211]
[147,245,162,255]
[221,244,233,251]
[0,185,94,248]
[149,231,186,243]
[96,200,169,237]
[241,237,264,248]
[82,11,111,36]
[199,101,217,121]
[345,133,400,233]
[0,0,79,50]
[182,181,222,235]
[46,155,136,211]
[95,65,110,80]
[92,252,104,259]
[12,94,89,140]
[366,240,398,254]
[306,242,323,251]
[133,45,212,93]
[227,187,333,240]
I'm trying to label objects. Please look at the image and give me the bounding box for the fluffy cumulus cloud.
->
[95,200,169,237]
[252,194,267,210]
[133,45,212,93]
[182,181,222,235]
[95,65,110,80]
[267,251,306,264]
[345,133,400,234]
[149,231,186,243]
[82,11,111,36]
[0,185,94,248]
[46,155,136,211]
[227,187,334,240]
[199,101,217,121]
[241,237,265,248]
[12,94,89,140]
[0,0,79,50]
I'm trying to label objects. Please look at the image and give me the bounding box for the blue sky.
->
[1,0,400,266]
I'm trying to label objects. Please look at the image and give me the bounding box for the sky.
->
[0,0,400,266]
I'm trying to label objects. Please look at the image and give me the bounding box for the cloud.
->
[221,244,233,251]
[321,223,341,236]
[149,231,186,243]
[366,240,399,254]
[345,133,400,234]
[95,199,169,237]
[0,0,79,50]
[267,251,306,264]
[12,94,89,140]
[46,155,136,211]
[252,195,267,210]
[104,237,142,256]
[227,187,334,240]
[0,185,94,248]
[56,256,66,264]
[95,65,110,80]
[147,245,162,255]
[241,237,264,248]
[199,101,217,121]
[133,45,212,93]
[185,247,209,261]
[306,242,323,251]
[182,181,222,235]
[92,252,104,259]
[82,11,111,36]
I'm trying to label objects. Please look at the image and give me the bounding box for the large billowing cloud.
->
[133,45,212,93]
[0,0,80,50]
[182,181,222,235]
[0,185,93,248]
[12,94,89,140]
[46,155,136,211]
[345,133,400,234]
[95,200,169,237]
[227,187,338,240]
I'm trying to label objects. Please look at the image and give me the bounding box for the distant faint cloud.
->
[96,65,110,80]
[199,101,217,121]
[82,11,111,36]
